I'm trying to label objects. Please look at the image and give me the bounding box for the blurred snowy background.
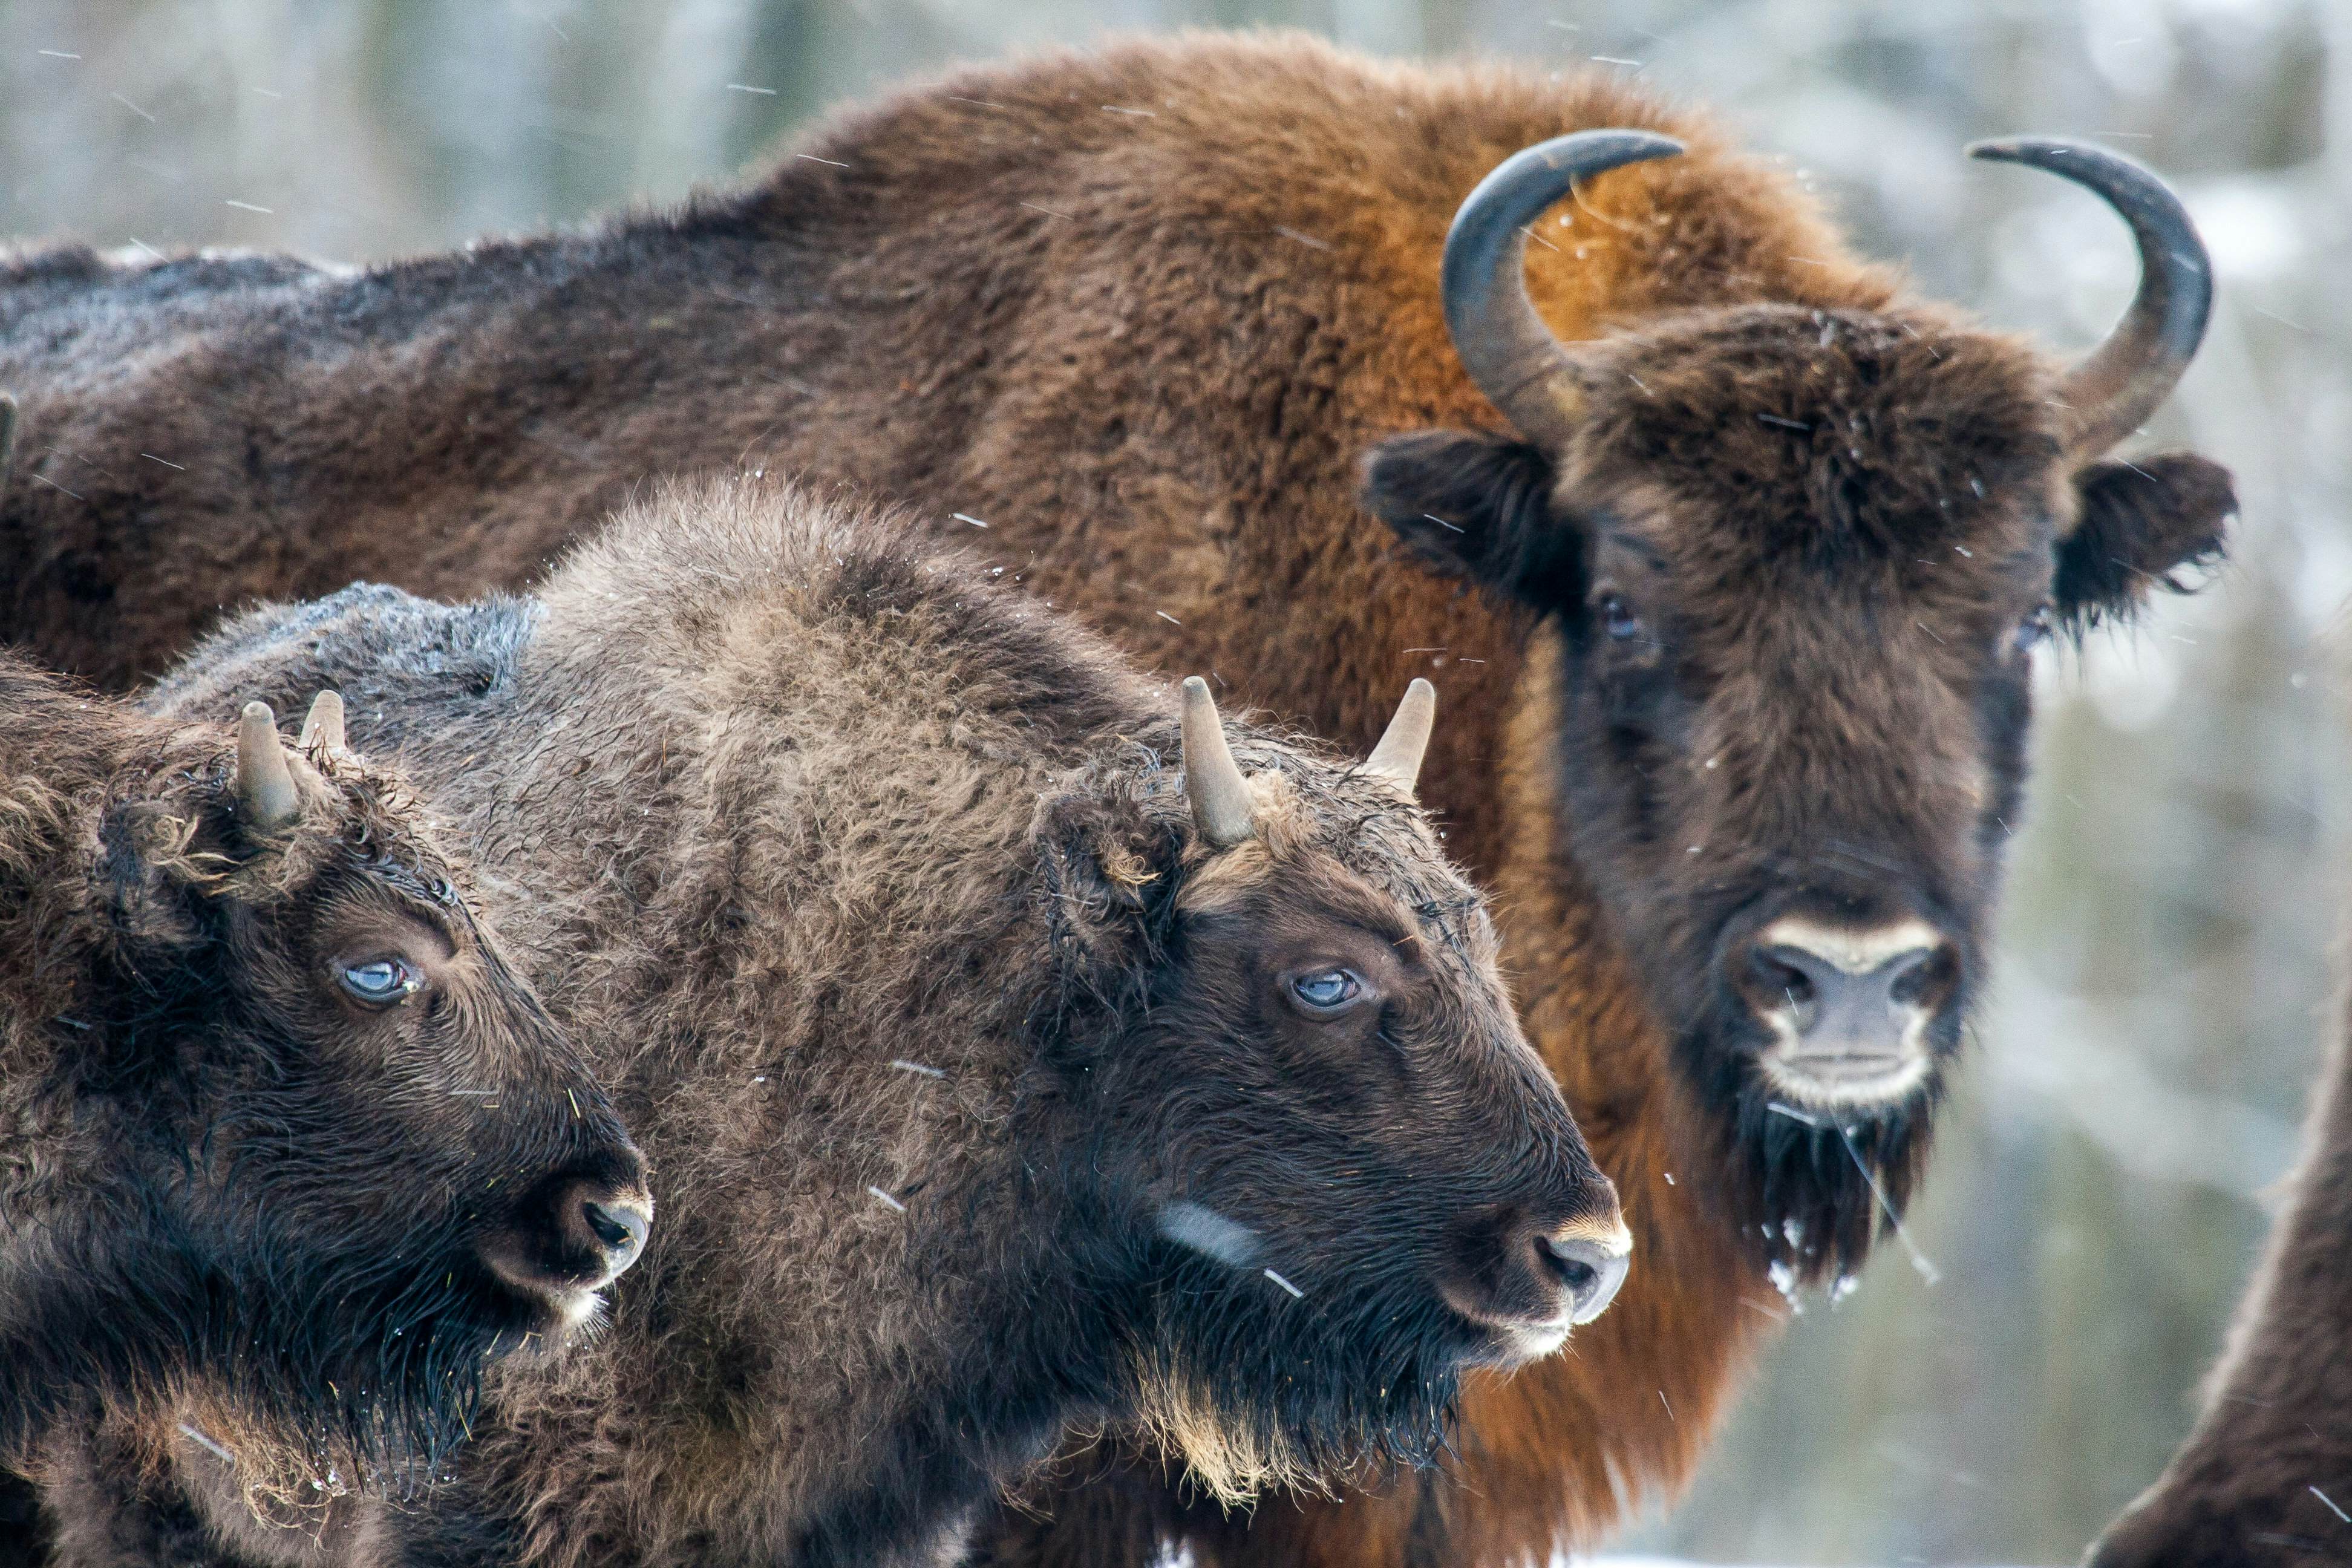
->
[2,0,2345,1561]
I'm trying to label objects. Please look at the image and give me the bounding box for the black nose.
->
[1441,1196,1633,1351]
[1537,1232,1632,1325]
[548,1178,651,1285]
[480,1172,653,1300]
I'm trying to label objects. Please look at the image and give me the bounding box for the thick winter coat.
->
[110,479,1623,1567]
[0,655,647,1562]
[0,33,2234,1561]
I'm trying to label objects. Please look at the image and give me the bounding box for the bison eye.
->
[341,957,422,1007]
[1596,592,1642,643]
[2015,604,2054,653]
[1287,969,1364,1014]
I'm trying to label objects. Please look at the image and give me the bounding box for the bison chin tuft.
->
[1718,1059,1946,1290]
[7,1202,522,1500]
[1115,1252,1466,1509]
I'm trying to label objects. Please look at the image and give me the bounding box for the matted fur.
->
[0,33,2234,1564]
[116,479,1616,1568]
[0,652,639,1559]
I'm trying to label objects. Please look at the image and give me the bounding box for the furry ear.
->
[1031,789,1173,1003]
[1358,429,1583,609]
[94,793,218,956]
[2055,451,2235,632]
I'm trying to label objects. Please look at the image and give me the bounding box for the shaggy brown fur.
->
[2086,964,2352,1564]
[0,651,644,1561]
[0,34,2233,1563]
[107,478,1621,1567]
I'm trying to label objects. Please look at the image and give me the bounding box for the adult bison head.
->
[1362,133,2232,1282]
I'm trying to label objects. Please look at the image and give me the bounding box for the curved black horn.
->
[1442,129,1685,449]
[1968,137,2211,460]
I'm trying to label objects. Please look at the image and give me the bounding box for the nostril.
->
[584,1201,635,1252]
[1885,944,1956,1010]
[578,1195,650,1279]
[1535,1233,1631,1325]
[1748,946,1817,1017]
[1547,1247,1598,1296]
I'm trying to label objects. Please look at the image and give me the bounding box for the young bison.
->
[0,654,651,1561]
[2087,946,2352,1564]
[0,34,2233,1561]
[100,478,1630,1567]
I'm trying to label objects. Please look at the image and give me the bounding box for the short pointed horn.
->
[1968,137,2212,460]
[297,690,347,756]
[1443,129,1685,450]
[235,701,302,833]
[1178,676,1255,849]
[1362,678,1436,795]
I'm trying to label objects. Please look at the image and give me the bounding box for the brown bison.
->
[2086,946,2352,1564]
[90,478,1630,1567]
[0,653,650,1561]
[0,34,2234,1562]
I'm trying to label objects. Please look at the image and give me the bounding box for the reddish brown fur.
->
[0,33,2234,1564]
[2087,946,2352,1564]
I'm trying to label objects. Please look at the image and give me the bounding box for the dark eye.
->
[2014,604,2054,653]
[340,957,421,1007]
[1288,969,1364,1014]
[1596,592,1642,642]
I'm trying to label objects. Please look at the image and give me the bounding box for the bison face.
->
[1356,129,2233,1284]
[1364,305,2231,1281]
[1043,688,1622,1504]
[79,700,646,1475]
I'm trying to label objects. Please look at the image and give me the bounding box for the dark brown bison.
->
[97,478,1629,1567]
[0,33,2234,1563]
[0,653,650,1562]
[2086,945,2352,1564]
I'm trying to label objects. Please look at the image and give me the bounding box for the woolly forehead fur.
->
[1564,302,2074,560]
[0,659,473,975]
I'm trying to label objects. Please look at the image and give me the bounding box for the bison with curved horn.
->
[0,656,649,1563]
[72,478,1628,1567]
[0,34,2233,1564]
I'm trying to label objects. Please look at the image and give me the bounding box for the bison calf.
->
[117,479,1629,1567]
[0,655,649,1556]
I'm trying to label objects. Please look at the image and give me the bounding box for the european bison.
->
[2086,947,2352,1564]
[0,34,2235,1562]
[0,653,650,1560]
[97,479,1629,1567]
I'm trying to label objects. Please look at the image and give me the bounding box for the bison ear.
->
[2054,452,2235,633]
[94,796,213,955]
[1359,430,1583,608]
[1033,791,1171,984]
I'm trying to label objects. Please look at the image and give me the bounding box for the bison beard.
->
[1723,1077,1938,1284]
[3,1199,505,1496]
[1117,1253,1464,1498]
